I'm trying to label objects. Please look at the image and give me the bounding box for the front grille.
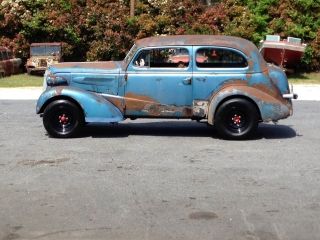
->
[40,59,47,67]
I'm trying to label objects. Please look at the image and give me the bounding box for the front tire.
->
[214,98,259,140]
[43,100,84,138]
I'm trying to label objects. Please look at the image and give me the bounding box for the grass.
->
[0,73,43,87]
[288,72,320,84]
[0,72,320,88]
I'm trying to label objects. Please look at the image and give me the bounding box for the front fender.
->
[207,84,292,125]
[36,87,123,123]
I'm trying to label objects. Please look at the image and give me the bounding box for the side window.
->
[196,48,248,68]
[133,49,149,67]
[1,51,8,60]
[7,51,13,59]
[133,47,189,68]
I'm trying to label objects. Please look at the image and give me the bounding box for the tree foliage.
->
[0,0,319,71]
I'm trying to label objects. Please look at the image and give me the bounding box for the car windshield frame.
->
[31,45,61,56]
[122,44,138,69]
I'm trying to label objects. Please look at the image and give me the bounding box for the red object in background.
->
[259,35,306,70]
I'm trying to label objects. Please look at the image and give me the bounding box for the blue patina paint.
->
[37,35,294,127]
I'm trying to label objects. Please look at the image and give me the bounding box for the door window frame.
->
[127,46,193,72]
[193,46,249,72]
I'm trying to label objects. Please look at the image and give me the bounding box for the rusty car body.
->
[36,35,297,139]
[26,42,62,74]
[0,47,22,77]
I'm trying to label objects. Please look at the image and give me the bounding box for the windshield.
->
[31,45,61,56]
[123,44,138,67]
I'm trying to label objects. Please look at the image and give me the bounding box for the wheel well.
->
[39,96,85,119]
[214,95,262,121]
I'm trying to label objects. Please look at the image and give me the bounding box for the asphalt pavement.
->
[0,100,319,240]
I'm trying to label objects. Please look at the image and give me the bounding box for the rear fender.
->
[36,87,123,123]
[207,84,292,125]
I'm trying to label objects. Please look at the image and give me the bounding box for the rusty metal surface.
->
[137,35,258,56]
[0,47,21,76]
[136,35,268,73]
[207,80,292,125]
[102,92,193,118]
[27,42,63,74]
[193,100,209,118]
[37,35,294,133]
[136,35,247,47]
[30,42,62,46]
[36,86,123,123]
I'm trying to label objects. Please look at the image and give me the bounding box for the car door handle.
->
[182,77,192,85]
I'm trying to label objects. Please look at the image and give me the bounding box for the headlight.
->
[46,71,68,86]
[32,59,39,65]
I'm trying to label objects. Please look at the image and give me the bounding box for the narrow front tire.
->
[43,100,84,138]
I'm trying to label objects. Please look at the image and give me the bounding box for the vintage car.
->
[26,42,62,74]
[0,47,22,77]
[36,35,297,139]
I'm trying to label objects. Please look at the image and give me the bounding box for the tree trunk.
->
[130,0,135,17]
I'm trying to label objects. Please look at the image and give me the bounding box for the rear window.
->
[196,48,248,68]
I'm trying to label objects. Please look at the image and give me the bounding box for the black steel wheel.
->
[214,98,259,140]
[43,99,84,138]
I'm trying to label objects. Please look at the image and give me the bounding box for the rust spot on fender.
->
[124,92,192,117]
[103,96,124,112]
[247,59,255,70]
[210,80,284,104]
[124,92,159,111]
[144,105,192,117]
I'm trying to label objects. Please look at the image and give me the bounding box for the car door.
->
[124,46,193,118]
[192,46,249,101]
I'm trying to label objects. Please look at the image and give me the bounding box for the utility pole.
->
[130,0,135,17]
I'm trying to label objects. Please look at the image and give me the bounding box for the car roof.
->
[135,35,267,72]
[30,43,62,46]
[137,35,253,52]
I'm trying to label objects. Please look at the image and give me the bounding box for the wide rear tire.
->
[43,100,84,138]
[214,98,259,140]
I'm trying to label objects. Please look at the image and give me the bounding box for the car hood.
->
[49,61,122,74]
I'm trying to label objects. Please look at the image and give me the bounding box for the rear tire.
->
[214,98,258,140]
[43,100,84,138]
